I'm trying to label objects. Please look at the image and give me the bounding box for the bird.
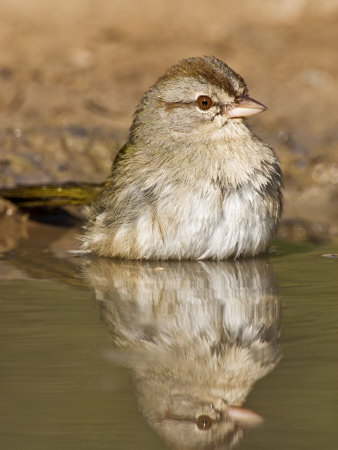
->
[83,56,282,260]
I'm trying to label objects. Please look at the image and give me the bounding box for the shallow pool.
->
[1,223,337,449]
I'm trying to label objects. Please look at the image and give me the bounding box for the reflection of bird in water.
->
[84,258,281,449]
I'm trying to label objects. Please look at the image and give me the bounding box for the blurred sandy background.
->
[0,0,337,241]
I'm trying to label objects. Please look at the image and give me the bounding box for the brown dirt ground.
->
[0,0,337,243]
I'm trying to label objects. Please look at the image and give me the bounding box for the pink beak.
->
[227,405,264,428]
[227,95,268,119]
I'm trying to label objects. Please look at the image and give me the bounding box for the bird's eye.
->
[196,415,213,430]
[197,96,213,110]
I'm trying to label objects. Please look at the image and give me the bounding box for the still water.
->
[0,223,337,450]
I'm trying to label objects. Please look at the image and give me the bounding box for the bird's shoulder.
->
[111,142,135,170]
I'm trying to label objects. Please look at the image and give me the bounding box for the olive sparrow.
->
[83,56,282,259]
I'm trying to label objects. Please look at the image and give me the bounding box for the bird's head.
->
[130,56,267,146]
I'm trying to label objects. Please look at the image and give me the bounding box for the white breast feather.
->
[118,182,272,260]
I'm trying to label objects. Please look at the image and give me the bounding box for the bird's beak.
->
[227,95,268,119]
[227,405,264,428]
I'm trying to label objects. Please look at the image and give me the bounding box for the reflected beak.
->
[227,95,268,119]
[227,405,264,428]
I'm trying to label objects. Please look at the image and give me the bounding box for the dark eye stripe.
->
[157,97,220,112]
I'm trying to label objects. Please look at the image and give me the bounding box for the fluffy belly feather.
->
[90,184,276,260]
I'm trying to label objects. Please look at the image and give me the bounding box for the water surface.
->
[0,224,337,449]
